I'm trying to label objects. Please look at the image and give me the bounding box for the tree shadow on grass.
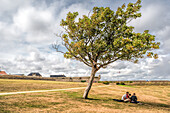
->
[88,98,170,109]
[140,102,170,112]
[84,98,120,104]
[86,98,100,100]
[85,97,114,101]
[82,97,170,111]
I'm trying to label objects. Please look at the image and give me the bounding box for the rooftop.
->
[28,72,42,76]
[50,75,66,77]
[0,71,7,75]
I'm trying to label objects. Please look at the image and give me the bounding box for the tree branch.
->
[98,57,121,69]
[64,43,92,67]
[52,44,65,54]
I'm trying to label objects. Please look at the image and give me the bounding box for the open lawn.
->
[0,79,89,92]
[0,79,170,113]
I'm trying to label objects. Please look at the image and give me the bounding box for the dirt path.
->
[0,85,110,96]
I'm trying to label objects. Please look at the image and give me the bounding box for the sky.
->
[0,0,170,81]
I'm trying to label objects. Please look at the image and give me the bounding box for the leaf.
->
[56,3,160,69]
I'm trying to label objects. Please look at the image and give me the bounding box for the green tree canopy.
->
[54,0,160,99]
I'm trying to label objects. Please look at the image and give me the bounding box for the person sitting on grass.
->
[121,92,130,102]
[130,93,139,103]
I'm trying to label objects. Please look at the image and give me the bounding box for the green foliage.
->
[124,81,133,83]
[116,82,120,85]
[116,82,125,85]
[81,80,86,82]
[103,81,110,85]
[56,0,160,70]
[120,82,125,85]
[129,81,133,83]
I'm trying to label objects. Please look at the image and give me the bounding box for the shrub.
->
[116,82,120,85]
[98,81,103,83]
[129,81,133,83]
[103,81,110,85]
[120,82,125,85]
[81,80,86,82]
[116,82,125,85]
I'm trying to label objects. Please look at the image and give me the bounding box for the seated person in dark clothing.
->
[129,94,131,98]
[130,93,139,103]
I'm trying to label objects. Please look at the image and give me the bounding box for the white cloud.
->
[14,7,53,32]
[157,26,170,52]
[13,6,56,44]
[0,0,31,13]
[0,22,20,41]
[59,3,89,20]
[0,0,169,81]
[129,3,169,32]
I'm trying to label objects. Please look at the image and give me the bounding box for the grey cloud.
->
[150,55,170,79]
[0,0,170,80]
[97,57,168,81]
[110,62,129,70]
[129,0,170,32]
[0,1,37,25]
[157,26,170,53]
[97,71,110,75]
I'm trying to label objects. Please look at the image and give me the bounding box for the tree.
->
[53,0,160,99]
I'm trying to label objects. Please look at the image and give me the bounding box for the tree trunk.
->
[83,67,97,99]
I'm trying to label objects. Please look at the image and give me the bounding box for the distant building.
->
[51,75,101,82]
[0,71,7,75]
[50,75,66,77]
[12,74,25,76]
[28,72,42,77]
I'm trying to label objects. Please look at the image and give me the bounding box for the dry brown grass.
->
[0,79,170,113]
[0,79,90,92]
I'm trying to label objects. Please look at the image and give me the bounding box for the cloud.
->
[150,55,170,79]
[0,0,169,81]
[13,6,56,44]
[14,6,53,32]
[0,0,31,13]
[129,1,170,32]
[157,26,170,53]
[0,0,32,23]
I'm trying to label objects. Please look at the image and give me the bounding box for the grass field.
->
[0,79,170,113]
[0,79,89,92]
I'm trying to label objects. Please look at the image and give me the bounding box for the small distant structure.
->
[28,72,42,77]
[50,75,66,77]
[0,71,7,75]
[50,75,101,82]
[12,74,25,76]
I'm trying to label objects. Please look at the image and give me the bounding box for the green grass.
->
[62,91,82,99]
[167,93,170,97]
[0,109,11,113]
[29,94,50,97]
[117,85,136,87]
